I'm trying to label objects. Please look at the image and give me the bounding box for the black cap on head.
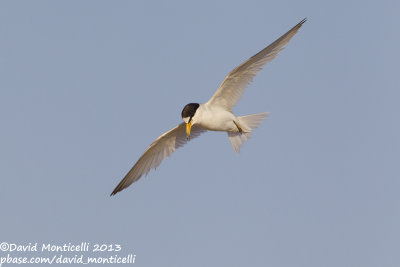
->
[181,103,199,121]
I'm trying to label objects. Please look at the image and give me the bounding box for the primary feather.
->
[111,123,206,195]
[208,18,306,111]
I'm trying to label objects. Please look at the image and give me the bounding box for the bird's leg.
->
[233,121,243,133]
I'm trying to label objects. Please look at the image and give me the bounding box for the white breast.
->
[193,103,238,132]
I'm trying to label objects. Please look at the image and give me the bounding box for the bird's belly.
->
[197,110,237,132]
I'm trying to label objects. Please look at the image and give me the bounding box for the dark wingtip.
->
[110,184,122,197]
[294,18,307,30]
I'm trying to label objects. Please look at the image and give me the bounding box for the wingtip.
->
[110,185,122,196]
[295,18,307,29]
[288,18,306,34]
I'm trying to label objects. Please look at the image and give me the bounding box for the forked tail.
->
[227,112,269,153]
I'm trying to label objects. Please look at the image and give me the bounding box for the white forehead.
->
[182,117,190,123]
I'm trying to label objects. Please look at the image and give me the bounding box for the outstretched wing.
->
[111,123,206,195]
[207,18,306,111]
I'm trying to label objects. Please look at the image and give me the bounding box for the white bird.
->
[111,18,306,195]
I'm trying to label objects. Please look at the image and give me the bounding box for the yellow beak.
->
[186,121,192,139]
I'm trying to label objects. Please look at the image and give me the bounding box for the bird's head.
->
[181,103,199,139]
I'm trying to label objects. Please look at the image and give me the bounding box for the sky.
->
[1,0,399,266]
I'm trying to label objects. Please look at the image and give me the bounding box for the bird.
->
[111,18,306,196]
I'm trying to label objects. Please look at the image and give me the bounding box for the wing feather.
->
[111,123,206,195]
[207,18,306,110]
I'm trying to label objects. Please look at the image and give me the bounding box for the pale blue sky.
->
[1,1,399,266]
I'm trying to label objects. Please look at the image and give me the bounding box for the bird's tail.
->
[227,112,269,153]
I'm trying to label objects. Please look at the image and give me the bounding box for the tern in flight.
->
[111,18,306,195]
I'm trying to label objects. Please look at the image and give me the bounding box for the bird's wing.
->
[111,123,206,195]
[207,18,306,111]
